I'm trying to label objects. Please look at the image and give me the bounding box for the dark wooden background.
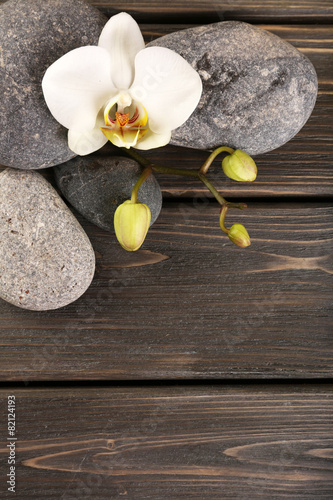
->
[0,1,332,498]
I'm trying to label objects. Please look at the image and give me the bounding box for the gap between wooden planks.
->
[0,201,332,381]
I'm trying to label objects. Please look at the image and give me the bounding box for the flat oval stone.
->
[0,169,95,310]
[0,0,107,169]
[54,155,163,232]
[149,21,318,155]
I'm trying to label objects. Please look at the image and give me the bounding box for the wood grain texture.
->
[82,1,333,23]
[0,385,332,499]
[0,202,332,381]
[2,1,332,23]
[0,2,332,498]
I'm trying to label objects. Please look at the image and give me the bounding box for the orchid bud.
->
[228,224,251,248]
[114,200,151,251]
[222,149,257,182]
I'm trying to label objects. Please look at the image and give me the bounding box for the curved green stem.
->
[219,205,229,234]
[198,173,227,205]
[131,166,152,204]
[199,146,235,175]
[123,146,247,209]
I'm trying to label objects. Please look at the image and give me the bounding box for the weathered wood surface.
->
[2,0,332,22]
[0,202,332,380]
[0,385,332,499]
[0,1,332,498]
[89,1,333,23]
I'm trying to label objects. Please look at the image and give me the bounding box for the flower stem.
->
[199,146,235,175]
[123,147,247,209]
[131,166,152,204]
[198,173,227,205]
[219,205,229,234]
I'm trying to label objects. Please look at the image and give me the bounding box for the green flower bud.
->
[114,200,151,252]
[222,149,257,182]
[228,224,251,248]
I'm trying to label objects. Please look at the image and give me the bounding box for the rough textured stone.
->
[0,169,95,310]
[0,0,107,169]
[149,21,318,155]
[54,155,163,233]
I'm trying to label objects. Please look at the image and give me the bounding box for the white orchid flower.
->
[42,12,202,155]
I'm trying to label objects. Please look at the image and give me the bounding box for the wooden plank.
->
[0,384,332,498]
[141,136,333,198]
[85,1,333,23]
[0,202,332,381]
[1,1,333,23]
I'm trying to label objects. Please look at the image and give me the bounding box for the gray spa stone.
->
[0,169,95,310]
[0,0,107,169]
[54,155,163,232]
[149,21,318,155]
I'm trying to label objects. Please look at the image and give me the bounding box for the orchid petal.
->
[68,127,108,155]
[98,12,145,89]
[42,46,115,132]
[134,129,171,150]
[130,47,202,134]
[68,111,108,155]
[101,126,146,149]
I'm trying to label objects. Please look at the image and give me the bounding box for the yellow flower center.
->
[100,93,148,149]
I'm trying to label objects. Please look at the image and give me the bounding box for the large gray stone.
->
[149,21,318,155]
[0,0,107,169]
[0,169,95,310]
[54,155,163,232]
